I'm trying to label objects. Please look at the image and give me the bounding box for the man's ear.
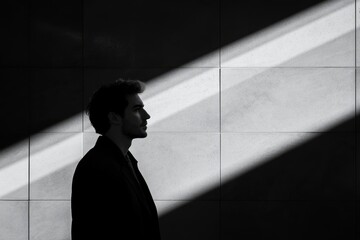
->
[108,112,122,125]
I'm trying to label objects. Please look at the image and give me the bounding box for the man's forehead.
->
[126,94,144,106]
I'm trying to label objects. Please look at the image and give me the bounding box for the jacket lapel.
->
[127,151,158,217]
[96,136,154,217]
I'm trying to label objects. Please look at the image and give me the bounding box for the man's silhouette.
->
[71,79,161,240]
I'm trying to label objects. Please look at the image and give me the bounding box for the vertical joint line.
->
[218,0,221,226]
[218,2,222,238]
[219,68,222,194]
[27,90,30,240]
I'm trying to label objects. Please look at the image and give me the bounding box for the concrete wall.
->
[0,0,358,239]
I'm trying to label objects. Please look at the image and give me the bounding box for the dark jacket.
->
[71,136,161,240]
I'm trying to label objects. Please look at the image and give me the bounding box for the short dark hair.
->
[86,79,145,135]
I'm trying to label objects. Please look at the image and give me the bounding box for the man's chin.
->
[132,132,148,139]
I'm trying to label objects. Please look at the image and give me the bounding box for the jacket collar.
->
[95,135,138,165]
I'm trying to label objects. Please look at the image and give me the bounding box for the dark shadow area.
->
[159,116,357,240]
[0,0,327,151]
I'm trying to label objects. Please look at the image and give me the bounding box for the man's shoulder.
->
[75,144,123,175]
[77,146,106,167]
[78,147,98,164]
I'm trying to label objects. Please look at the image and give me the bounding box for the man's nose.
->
[143,109,151,119]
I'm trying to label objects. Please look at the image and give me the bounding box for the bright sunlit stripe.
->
[0,158,28,198]
[144,68,218,126]
[0,133,82,198]
[30,133,82,184]
[223,3,354,67]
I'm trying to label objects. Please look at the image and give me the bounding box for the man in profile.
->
[71,79,161,240]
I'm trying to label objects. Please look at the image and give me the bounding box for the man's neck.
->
[104,131,132,156]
